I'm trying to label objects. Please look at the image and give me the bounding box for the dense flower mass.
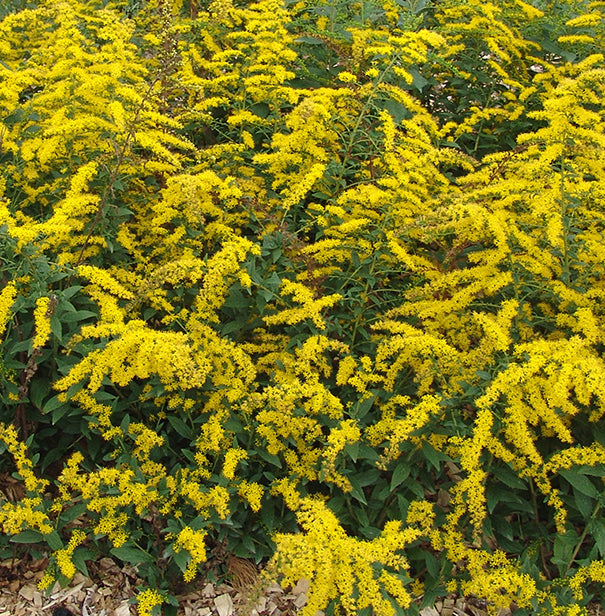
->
[1,0,605,614]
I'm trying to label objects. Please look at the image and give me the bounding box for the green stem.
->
[565,501,602,575]
[529,478,552,577]
[334,56,398,188]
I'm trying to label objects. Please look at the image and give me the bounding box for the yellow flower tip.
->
[32,296,53,348]
[137,589,164,616]
[38,572,56,591]
[222,448,248,479]
[337,71,358,84]
[0,281,18,338]
[316,15,329,30]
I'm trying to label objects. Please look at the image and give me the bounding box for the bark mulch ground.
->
[0,551,514,616]
[1,552,307,616]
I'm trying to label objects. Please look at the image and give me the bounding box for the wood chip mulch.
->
[0,552,309,616]
[0,551,526,616]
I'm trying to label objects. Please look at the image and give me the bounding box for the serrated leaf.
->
[552,530,578,571]
[11,530,45,544]
[560,469,599,498]
[72,547,91,576]
[61,286,84,300]
[344,441,359,463]
[391,463,410,490]
[46,530,63,551]
[354,395,375,421]
[110,545,154,565]
[61,310,97,323]
[494,464,526,490]
[172,548,190,572]
[573,488,594,520]
[422,441,448,472]
[255,448,282,468]
[29,378,51,410]
[58,502,87,527]
[348,475,367,505]
[167,415,192,439]
[590,520,605,557]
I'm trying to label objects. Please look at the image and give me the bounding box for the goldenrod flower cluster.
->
[31,296,52,349]
[136,588,164,616]
[174,526,208,582]
[0,282,17,338]
[55,529,87,579]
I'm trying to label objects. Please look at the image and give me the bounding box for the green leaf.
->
[344,441,359,462]
[425,551,439,579]
[172,548,190,572]
[589,520,605,557]
[356,444,381,463]
[46,530,63,551]
[72,547,91,576]
[421,441,448,472]
[11,530,45,544]
[559,469,599,498]
[110,545,154,565]
[356,469,380,486]
[573,489,594,520]
[391,463,410,490]
[354,506,370,529]
[486,485,534,515]
[255,448,282,468]
[295,35,325,45]
[162,605,177,616]
[577,465,605,477]
[409,67,429,91]
[222,320,247,335]
[494,464,527,491]
[50,314,62,341]
[353,395,375,421]
[58,502,87,527]
[552,530,578,572]
[52,403,72,425]
[61,286,84,300]
[223,288,249,309]
[260,503,275,533]
[167,415,192,439]
[241,534,256,555]
[61,309,97,323]
[120,413,130,433]
[29,377,51,410]
[224,414,244,432]
[492,514,514,541]
[42,394,65,415]
[379,98,411,124]
[348,474,368,505]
